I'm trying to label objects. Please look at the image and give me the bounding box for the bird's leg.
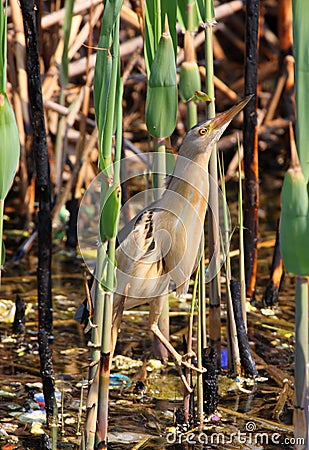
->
[111,288,129,358]
[149,298,205,393]
[111,299,124,357]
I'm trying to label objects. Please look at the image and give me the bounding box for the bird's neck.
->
[166,151,211,203]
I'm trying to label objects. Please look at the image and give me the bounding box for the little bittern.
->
[79,97,250,390]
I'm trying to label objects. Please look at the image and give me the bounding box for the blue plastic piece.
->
[221,349,228,369]
[109,373,132,389]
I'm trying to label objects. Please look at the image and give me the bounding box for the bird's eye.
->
[199,127,209,136]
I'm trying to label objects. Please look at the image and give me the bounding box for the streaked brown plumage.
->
[82,98,250,390]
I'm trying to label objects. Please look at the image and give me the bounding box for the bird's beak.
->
[211,96,253,131]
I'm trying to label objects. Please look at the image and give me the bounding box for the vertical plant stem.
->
[152,139,169,360]
[97,291,113,448]
[289,5,309,442]
[230,280,258,377]
[262,222,284,308]
[294,277,309,446]
[97,52,122,449]
[184,266,199,422]
[84,248,105,449]
[186,0,195,32]
[54,91,66,196]
[197,237,206,427]
[278,0,293,57]
[187,100,197,129]
[20,0,55,425]
[181,25,200,418]
[238,142,247,327]
[295,277,309,407]
[243,0,259,298]
[145,12,178,361]
[205,0,221,367]
[293,0,309,183]
[55,0,74,196]
[219,158,240,375]
[85,1,123,445]
[97,239,118,446]
[153,0,161,52]
[0,199,3,284]
[153,138,166,199]
[199,241,207,350]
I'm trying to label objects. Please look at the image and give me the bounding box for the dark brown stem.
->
[230,280,258,377]
[262,222,284,308]
[20,0,55,424]
[243,0,260,298]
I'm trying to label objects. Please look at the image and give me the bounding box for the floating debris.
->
[109,373,132,390]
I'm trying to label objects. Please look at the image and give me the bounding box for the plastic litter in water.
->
[34,391,62,407]
[221,349,228,369]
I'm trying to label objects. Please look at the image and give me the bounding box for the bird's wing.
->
[115,209,170,305]
[116,197,159,247]
[152,196,204,297]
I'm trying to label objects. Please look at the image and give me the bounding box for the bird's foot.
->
[176,351,206,374]
[181,350,196,361]
[180,357,206,374]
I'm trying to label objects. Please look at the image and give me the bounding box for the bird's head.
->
[179,96,252,158]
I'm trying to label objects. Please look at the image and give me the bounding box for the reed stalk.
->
[179,30,201,128]
[97,75,122,446]
[243,0,259,298]
[0,199,3,284]
[20,0,55,426]
[197,237,206,427]
[82,1,123,447]
[0,1,20,283]
[54,0,74,196]
[178,8,202,418]
[280,3,309,445]
[237,141,247,327]
[204,0,222,368]
[145,9,178,359]
[219,157,241,375]
[153,139,169,359]
[184,266,199,422]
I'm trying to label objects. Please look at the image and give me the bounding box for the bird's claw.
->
[180,359,206,373]
[174,352,206,373]
[181,350,197,361]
